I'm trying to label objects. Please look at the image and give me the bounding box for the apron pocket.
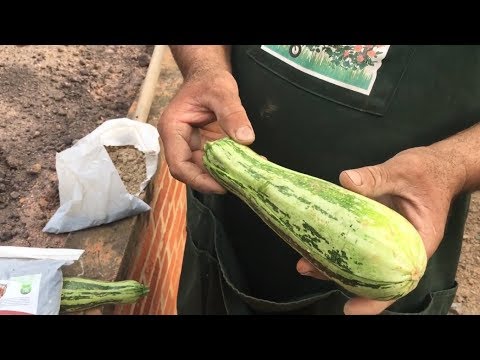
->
[186,188,218,258]
[247,45,415,116]
[177,188,227,315]
[382,282,458,315]
[177,231,227,315]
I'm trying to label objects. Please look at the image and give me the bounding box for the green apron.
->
[177,45,479,315]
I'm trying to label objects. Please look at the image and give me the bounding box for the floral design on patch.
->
[262,45,390,95]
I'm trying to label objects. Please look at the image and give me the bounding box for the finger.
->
[339,164,396,199]
[176,161,226,194]
[191,150,227,194]
[204,92,255,145]
[191,150,208,173]
[296,258,330,280]
[344,297,395,315]
[188,129,202,152]
[161,121,225,194]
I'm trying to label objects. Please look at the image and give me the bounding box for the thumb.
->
[339,164,395,199]
[206,89,255,145]
[217,103,255,145]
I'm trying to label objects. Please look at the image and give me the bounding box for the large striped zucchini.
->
[203,137,427,300]
[60,277,149,313]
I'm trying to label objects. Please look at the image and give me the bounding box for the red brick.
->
[141,259,161,314]
[159,205,175,238]
[149,259,169,315]
[159,240,170,267]
[169,291,178,315]
[144,216,156,241]
[133,297,146,315]
[148,192,158,219]
[161,217,176,251]
[159,183,176,218]
[148,212,158,237]
[164,302,176,315]
[170,181,180,203]
[156,248,170,293]
[161,204,177,242]
[173,268,183,299]
[148,258,163,294]
[153,178,171,223]
[143,235,164,285]
[114,304,129,315]
[113,304,128,315]
[176,239,186,270]
[163,289,177,315]
[173,206,186,233]
[133,274,150,315]
[149,285,164,315]
[172,246,184,282]
[163,211,186,255]
[158,203,171,236]
[177,191,186,208]
[151,162,169,206]
[159,200,172,230]
[176,186,186,208]
[168,180,181,204]
[161,293,168,314]
[174,183,186,205]
[129,219,155,281]
[151,278,166,315]
[174,235,185,260]
[154,160,169,187]
[153,254,171,314]
[142,260,154,286]
[118,304,132,315]
[128,304,137,315]
[160,248,179,296]
[170,246,185,300]
[152,224,167,257]
[173,210,187,243]
[168,236,186,305]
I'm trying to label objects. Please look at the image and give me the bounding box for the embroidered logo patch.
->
[261,45,390,95]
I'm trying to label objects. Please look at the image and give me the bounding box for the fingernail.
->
[235,126,254,142]
[343,302,353,315]
[297,262,308,274]
[345,170,363,186]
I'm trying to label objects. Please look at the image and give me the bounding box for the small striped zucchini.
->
[60,277,149,313]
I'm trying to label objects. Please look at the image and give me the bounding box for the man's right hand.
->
[158,68,255,194]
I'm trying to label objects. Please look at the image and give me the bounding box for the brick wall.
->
[114,155,186,315]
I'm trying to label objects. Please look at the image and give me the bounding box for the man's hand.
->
[158,68,255,194]
[296,146,467,315]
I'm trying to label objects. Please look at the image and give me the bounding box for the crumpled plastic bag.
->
[0,246,84,315]
[43,118,160,234]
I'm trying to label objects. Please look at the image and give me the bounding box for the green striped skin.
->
[60,277,149,312]
[203,138,427,301]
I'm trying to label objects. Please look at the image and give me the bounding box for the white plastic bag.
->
[0,246,84,315]
[43,118,160,234]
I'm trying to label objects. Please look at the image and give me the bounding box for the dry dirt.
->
[105,145,146,195]
[0,45,479,314]
[452,192,480,314]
